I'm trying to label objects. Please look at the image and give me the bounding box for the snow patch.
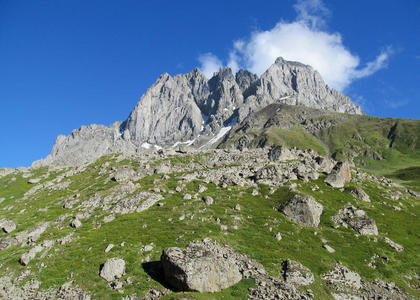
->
[172,139,195,148]
[200,113,209,135]
[200,116,237,149]
[141,142,162,150]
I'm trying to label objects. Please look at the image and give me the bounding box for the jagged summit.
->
[33,57,362,167]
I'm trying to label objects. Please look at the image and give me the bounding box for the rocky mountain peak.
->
[34,57,363,167]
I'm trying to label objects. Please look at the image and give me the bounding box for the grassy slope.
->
[0,153,419,299]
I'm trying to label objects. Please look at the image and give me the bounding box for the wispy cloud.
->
[200,0,392,91]
[384,99,409,109]
[198,53,222,78]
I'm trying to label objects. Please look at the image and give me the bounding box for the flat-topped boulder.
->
[161,240,242,293]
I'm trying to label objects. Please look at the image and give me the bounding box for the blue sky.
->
[1,0,419,168]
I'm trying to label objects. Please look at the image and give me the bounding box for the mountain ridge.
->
[33,57,362,167]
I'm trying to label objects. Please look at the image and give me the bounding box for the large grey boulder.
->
[283,194,323,227]
[325,162,352,188]
[282,259,315,286]
[99,258,126,282]
[161,240,242,293]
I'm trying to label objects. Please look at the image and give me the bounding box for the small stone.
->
[198,185,207,193]
[175,186,182,192]
[183,193,192,200]
[234,204,241,211]
[252,189,258,196]
[323,244,335,253]
[179,215,185,221]
[104,215,115,223]
[143,244,154,252]
[203,196,214,205]
[105,244,114,253]
[70,218,82,228]
[275,233,282,241]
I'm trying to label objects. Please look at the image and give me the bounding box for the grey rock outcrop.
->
[283,194,323,227]
[161,241,242,293]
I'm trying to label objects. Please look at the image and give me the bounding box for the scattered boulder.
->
[350,187,370,202]
[383,237,404,252]
[1,220,16,233]
[198,185,207,193]
[315,156,335,174]
[323,244,336,253]
[268,146,296,161]
[282,194,323,227]
[282,259,315,286]
[20,245,44,266]
[100,258,126,282]
[325,162,351,188]
[203,196,214,205]
[275,232,282,241]
[70,218,82,228]
[19,240,54,266]
[111,166,136,182]
[348,216,378,236]
[28,178,41,184]
[104,244,114,253]
[161,240,242,293]
[183,194,192,200]
[234,204,241,211]
[332,206,378,236]
[322,264,362,291]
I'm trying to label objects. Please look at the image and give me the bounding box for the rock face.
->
[325,162,352,188]
[34,57,362,167]
[99,258,126,282]
[283,194,323,227]
[161,241,242,293]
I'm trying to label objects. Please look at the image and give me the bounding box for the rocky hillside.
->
[219,104,420,192]
[33,57,362,167]
[0,147,419,299]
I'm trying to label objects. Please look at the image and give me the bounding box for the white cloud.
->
[200,0,392,91]
[294,0,330,28]
[198,53,222,78]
